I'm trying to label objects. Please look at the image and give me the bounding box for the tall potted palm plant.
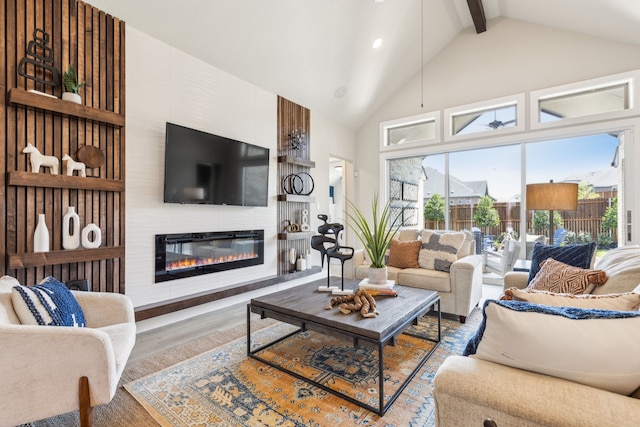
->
[347,194,403,284]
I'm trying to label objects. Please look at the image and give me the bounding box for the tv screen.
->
[164,123,270,206]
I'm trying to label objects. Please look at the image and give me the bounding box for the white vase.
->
[62,206,81,249]
[62,92,81,104]
[34,214,49,252]
[305,250,312,269]
[368,266,388,285]
[81,223,102,248]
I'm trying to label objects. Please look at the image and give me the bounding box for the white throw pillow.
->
[465,300,640,395]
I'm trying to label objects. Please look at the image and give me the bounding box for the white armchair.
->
[483,239,521,285]
[0,276,136,427]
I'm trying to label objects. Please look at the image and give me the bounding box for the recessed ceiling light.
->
[334,86,348,99]
[372,38,382,49]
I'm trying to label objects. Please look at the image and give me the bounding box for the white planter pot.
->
[368,266,388,285]
[62,92,82,104]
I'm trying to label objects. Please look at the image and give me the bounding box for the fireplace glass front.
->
[155,230,264,282]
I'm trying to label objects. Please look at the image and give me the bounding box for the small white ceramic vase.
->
[34,213,50,253]
[62,206,81,249]
[81,223,102,248]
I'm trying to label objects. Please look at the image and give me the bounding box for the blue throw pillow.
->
[527,241,597,284]
[11,276,87,327]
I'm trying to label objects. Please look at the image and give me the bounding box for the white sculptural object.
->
[23,143,59,174]
[62,154,86,177]
[81,223,102,249]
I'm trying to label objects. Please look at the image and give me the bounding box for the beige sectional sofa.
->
[344,229,484,322]
[433,246,640,427]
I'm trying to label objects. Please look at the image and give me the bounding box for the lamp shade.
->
[526,182,578,211]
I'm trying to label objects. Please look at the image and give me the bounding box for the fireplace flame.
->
[166,252,258,272]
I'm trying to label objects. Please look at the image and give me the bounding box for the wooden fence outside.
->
[425,199,616,243]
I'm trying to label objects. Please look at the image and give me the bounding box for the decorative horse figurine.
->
[22,143,59,174]
[62,154,86,177]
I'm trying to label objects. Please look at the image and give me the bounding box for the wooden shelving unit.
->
[277,231,315,241]
[8,88,125,127]
[8,247,125,269]
[277,194,316,203]
[7,171,124,192]
[277,155,316,168]
[2,0,126,293]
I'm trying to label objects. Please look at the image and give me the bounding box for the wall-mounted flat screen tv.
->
[164,123,270,206]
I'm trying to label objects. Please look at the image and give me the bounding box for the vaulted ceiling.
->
[86,0,640,130]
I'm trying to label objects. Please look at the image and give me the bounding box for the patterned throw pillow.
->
[418,230,466,272]
[527,258,607,294]
[11,276,86,327]
[387,239,421,269]
[528,242,597,283]
[504,287,640,311]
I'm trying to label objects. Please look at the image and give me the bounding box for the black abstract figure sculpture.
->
[311,214,354,290]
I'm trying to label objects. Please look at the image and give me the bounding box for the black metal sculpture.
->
[311,214,354,291]
[18,29,61,88]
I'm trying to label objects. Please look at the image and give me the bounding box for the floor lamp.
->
[526,180,578,246]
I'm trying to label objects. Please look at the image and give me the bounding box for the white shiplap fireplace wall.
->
[124,27,290,330]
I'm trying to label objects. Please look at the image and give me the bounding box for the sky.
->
[423,133,619,202]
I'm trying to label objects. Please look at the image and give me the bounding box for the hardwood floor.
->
[129,300,252,364]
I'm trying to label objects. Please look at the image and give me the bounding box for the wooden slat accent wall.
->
[1,0,126,293]
[277,96,312,276]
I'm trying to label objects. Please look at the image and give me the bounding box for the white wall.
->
[353,18,640,228]
[125,27,355,316]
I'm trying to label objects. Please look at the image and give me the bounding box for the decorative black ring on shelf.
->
[294,171,314,195]
[282,172,314,196]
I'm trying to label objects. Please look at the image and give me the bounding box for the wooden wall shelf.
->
[8,246,125,269]
[7,171,125,192]
[277,194,316,203]
[8,88,125,128]
[277,155,316,168]
[277,231,315,241]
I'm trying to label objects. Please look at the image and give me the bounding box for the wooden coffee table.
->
[247,277,441,415]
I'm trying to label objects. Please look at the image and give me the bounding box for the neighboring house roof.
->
[423,167,491,200]
[561,167,618,192]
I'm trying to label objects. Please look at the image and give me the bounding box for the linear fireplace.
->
[155,230,264,283]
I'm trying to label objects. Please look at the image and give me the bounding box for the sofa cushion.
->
[456,230,474,258]
[527,258,607,294]
[397,229,420,241]
[592,245,640,295]
[528,242,597,284]
[11,276,87,327]
[387,239,421,269]
[0,276,22,325]
[504,286,640,311]
[464,300,640,395]
[419,230,466,272]
[398,268,451,292]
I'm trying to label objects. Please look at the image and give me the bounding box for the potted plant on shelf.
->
[346,193,402,285]
[62,64,85,104]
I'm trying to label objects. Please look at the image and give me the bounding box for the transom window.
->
[451,104,517,136]
[386,119,436,146]
[539,82,629,123]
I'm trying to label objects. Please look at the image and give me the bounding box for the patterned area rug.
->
[125,310,480,427]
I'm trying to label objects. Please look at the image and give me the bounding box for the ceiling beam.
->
[466,0,487,34]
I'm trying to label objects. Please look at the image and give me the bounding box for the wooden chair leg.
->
[79,376,93,427]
